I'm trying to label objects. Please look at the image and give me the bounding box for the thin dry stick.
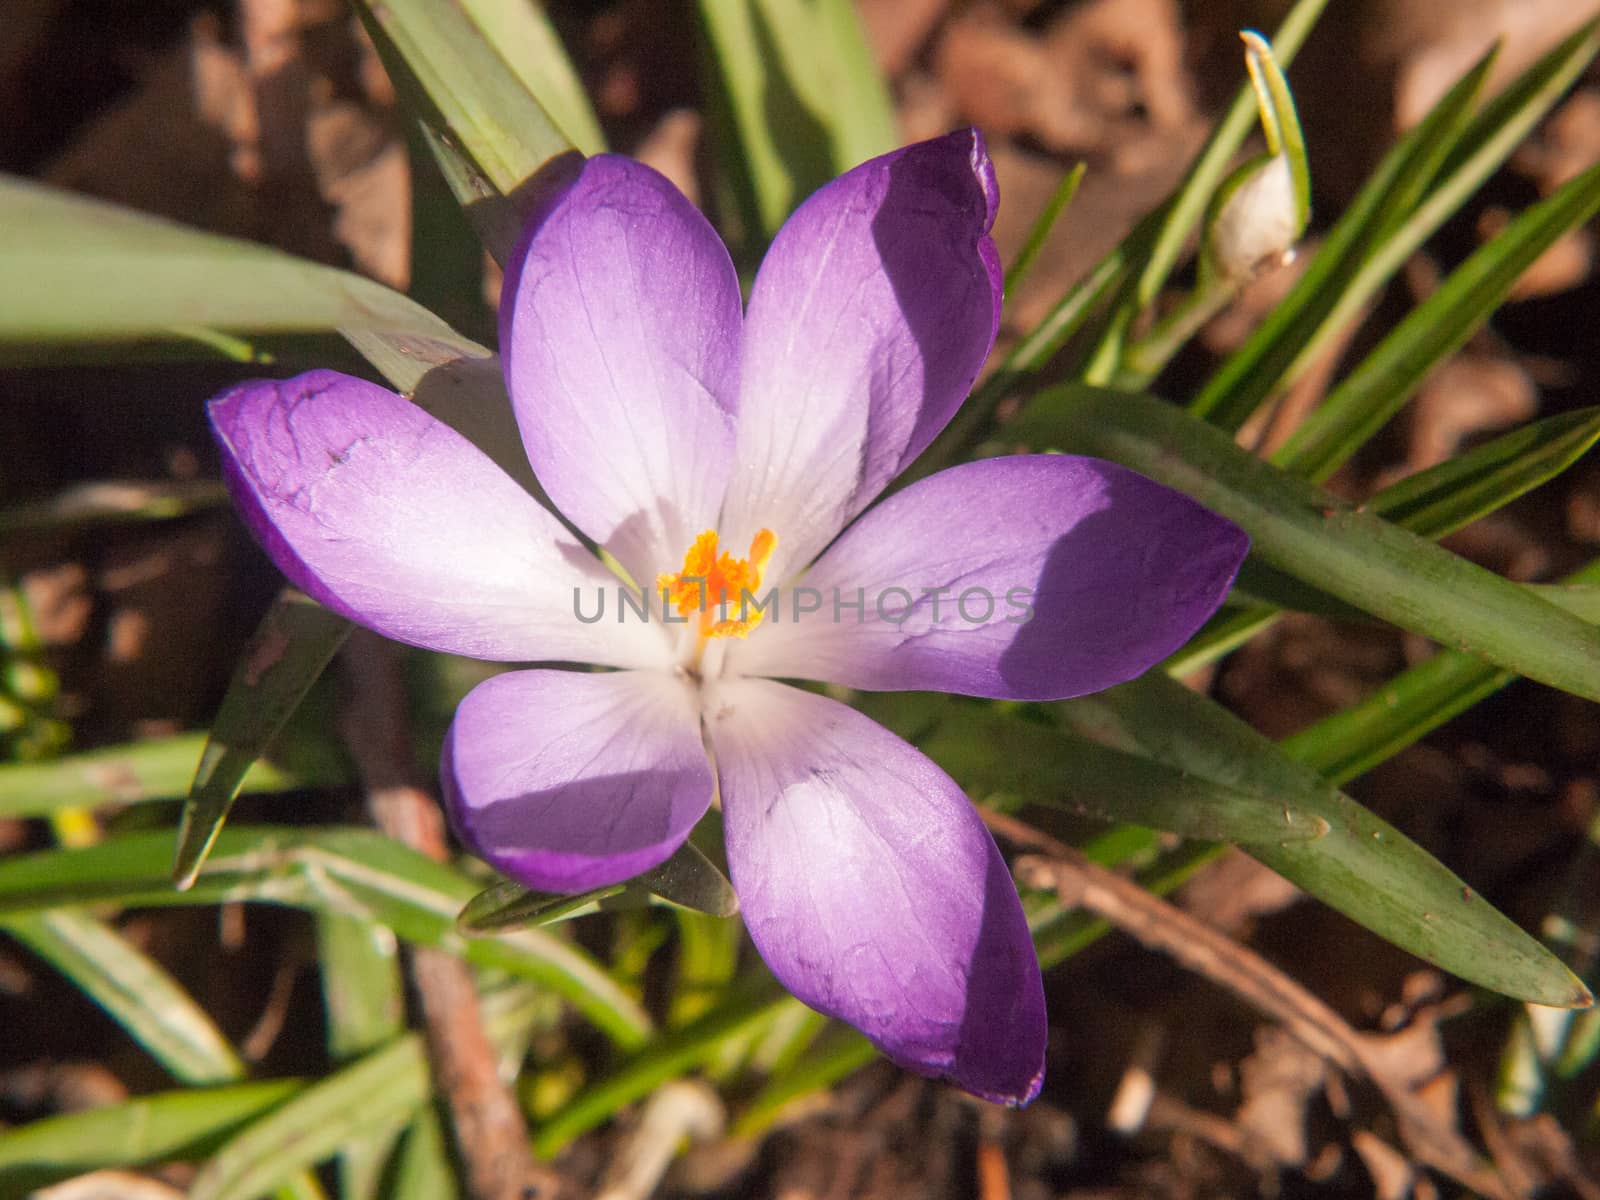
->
[594,1080,725,1200]
[984,810,1513,1199]
[975,1105,1013,1200]
[341,632,562,1200]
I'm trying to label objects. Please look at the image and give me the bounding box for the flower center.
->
[657,528,777,641]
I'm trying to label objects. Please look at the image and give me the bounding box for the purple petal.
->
[730,454,1248,700]
[443,668,712,892]
[720,129,1002,583]
[707,677,1045,1104]
[209,370,670,669]
[500,155,742,586]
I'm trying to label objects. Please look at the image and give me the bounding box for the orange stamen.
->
[656,529,777,639]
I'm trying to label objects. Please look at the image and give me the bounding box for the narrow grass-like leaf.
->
[406,123,497,339]
[174,593,351,888]
[457,0,605,155]
[1013,385,1600,703]
[1226,560,1369,621]
[459,878,627,932]
[1059,672,1589,1007]
[316,913,405,1200]
[1169,406,1600,673]
[914,708,1326,843]
[641,837,740,917]
[350,0,570,201]
[192,987,542,1200]
[1,910,246,1084]
[698,0,831,245]
[813,0,900,169]
[534,982,786,1155]
[278,1170,334,1200]
[1284,558,1600,783]
[747,1000,830,1077]
[1368,407,1600,537]
[0,1081,301,1195]
[412,120,530,270]
[698,0,895,246]
[1530,582,1600,623]
[189,1038,426,1200]
[920,0,1326,472]
[734,1027,877,1137]
[348,0,582,270]
[1232,404,1600,624]
[0,826,653,1049]
[0,178,472,347]
[317,915,404,1060]
[0,480,229,535]
[1005,163,1087,295]
[1189,46,1494,427]
[1266,20,1600,426]
[0,728,344,819]
[388,1108,459,1200]
[1286,649,1512,786]
[1131,0,1329,309]
[672,911,744,1042]
[1436,19,1600,193]
[458,839,739,933]
[1275,160,1600,481]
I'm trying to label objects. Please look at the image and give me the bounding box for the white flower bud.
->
[1210,153,1298,281]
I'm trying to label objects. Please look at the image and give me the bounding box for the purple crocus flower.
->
[208,130,1247,1105]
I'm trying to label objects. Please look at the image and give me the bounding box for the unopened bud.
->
[1210,153,1297,281]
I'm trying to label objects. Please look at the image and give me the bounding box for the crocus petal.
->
[443,668,713,893]
[707,677,1045,1104]
[730,455,1248,700]
[719,129,1002,583]
[501,155,743,586]
[209,370,670,669]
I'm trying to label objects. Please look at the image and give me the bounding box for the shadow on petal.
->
[1000,467,1249,698]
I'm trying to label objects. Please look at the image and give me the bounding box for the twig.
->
[239,949,299,1062]
[985,810,1514,1198]
[594,1080,724,1200]
[975,1105,1013,1200]
[340,632,562,1200]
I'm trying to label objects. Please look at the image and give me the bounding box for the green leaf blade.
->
[1167,406,1600,673]
[0,826,654,1050]
[0,728,343,819]
[350,0,571,201]
[0,178,462,346]
[1369,406,1600,537]
[174,593,351,889]
[913,708,1327,845]
[456,0,606,156]
[1062,673,1589,1008]
[188,1039,426,1200]
[1282,558,1600,783]
[1014,385,1600,705]
[0,1081,302,1196]
[1275,160,1600,481]
[1132,0,1331,308]
[2,910,246,1085]
[1189,44,1494,428]
[698,0,897,247]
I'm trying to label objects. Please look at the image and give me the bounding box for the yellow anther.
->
[657,528,777,639]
